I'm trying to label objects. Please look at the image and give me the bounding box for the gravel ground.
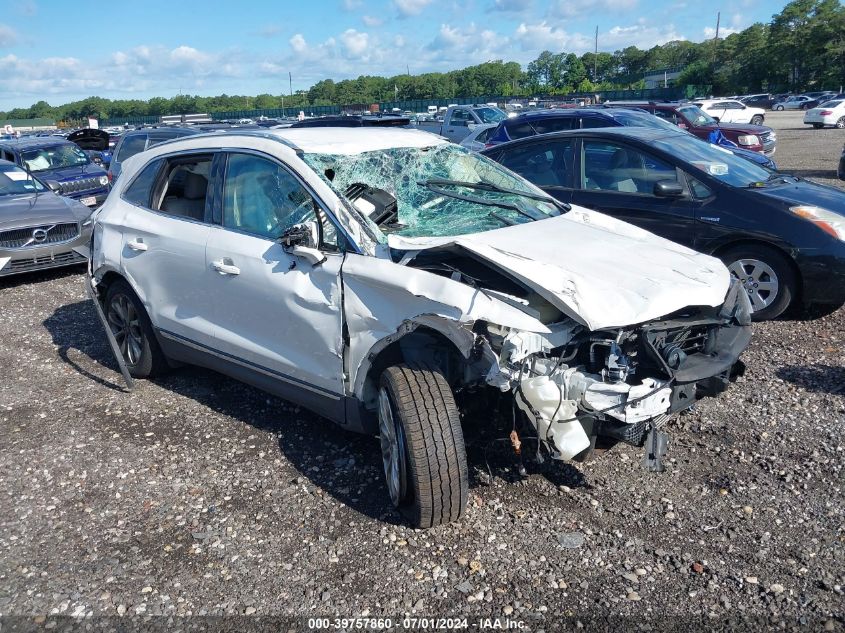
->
[1,114,843,631]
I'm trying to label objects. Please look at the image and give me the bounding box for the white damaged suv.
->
[89,128,751,527]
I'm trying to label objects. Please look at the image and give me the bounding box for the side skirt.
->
[155,328,365,430]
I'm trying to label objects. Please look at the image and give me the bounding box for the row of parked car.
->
[1,95,844,527]
[733,91,844,111]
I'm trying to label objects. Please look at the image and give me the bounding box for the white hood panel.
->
[388,206,730,331]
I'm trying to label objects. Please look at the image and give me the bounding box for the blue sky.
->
[0,0,785,109]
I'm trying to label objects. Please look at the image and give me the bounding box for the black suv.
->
[109,126,203,182]
[486,108,667,145]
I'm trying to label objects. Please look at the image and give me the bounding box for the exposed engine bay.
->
[384,248,752,469]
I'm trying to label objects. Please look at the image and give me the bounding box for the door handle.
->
[127,238,148,252]
[212,258,240,276]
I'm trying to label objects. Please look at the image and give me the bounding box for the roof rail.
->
[147,129,304,153]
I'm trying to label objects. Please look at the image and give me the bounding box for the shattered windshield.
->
[302,143,559,238]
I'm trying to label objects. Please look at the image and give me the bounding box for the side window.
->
[533,118,575,133]
[506,121,537,140]
[223,153,332,245]
[654,110,677,125]
[115,135,147,162]
[498,139,572,188]
[579,117,610,129]
[147,133,176,148]
[687,177,713,199]
[581,141,677,194]
[152,154,213,221]
[475,127,494,143]
[450,109,471,125]
[2,150,14,162]
[123,158,163,208]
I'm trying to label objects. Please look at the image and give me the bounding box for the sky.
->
[0,0,786,110]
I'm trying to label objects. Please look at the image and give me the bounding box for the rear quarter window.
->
[505,121,537,140]
[116,134,148,162]
[122,158,162,208]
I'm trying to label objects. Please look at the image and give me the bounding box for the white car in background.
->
[693,99,766,125]
[458,123,498,151]
[803,99,845,129]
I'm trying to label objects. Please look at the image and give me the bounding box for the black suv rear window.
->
[116,135,148,162]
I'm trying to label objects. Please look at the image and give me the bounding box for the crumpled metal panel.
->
[387,207,731,331]
[341,252,550,398]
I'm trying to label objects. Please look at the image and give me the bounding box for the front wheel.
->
[377,364,468,528]
[775,105,784,111]
[835,117,845,129]
[751,115,764,125]
[719,244,797,321]
[105,280,168,378]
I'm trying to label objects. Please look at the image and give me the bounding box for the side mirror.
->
[279,221,326,266]
[654,180,685,198]
[45,180,61,193]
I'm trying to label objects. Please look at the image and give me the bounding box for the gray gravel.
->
[0,116,843,630]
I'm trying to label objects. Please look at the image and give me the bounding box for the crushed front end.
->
[482,279,752,467]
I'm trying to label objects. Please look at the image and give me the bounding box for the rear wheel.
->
[775,105,784,111]
[751,115,764,125]
[104,280,168,378]
[719,244,797,321]
[377,363,468,528]
[835,117,845,129]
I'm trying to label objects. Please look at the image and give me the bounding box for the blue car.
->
[0,137,110,208]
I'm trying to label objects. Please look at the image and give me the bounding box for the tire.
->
[104,280,168,378]
[775,105,784,111]
[718,244,797,321]
[751,115,764,125]
[835,117,845,129]
[802,104,810,110]
[377,363,468,528]
[813,123,824,129]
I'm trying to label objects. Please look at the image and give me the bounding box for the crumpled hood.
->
[0,192,91,231]
[387,206,731,330]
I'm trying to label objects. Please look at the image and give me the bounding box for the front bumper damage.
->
[481,279,752,464]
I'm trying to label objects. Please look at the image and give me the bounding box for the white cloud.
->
[513,22,592,52]
[363,15,384,26]
[342,0,363,9]
[289,33,308,53]
[0,23,18,47]
[339,29,370,58]
[394,0,434,17]
[703,26,740,38]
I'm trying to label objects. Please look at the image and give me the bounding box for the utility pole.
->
[594,26,598,82]
[289,72,293,98]
[712,12,720,62]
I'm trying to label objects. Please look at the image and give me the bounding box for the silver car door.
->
[118,152,216,347]
[204,151,345,406]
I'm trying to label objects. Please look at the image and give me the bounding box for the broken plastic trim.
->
[85,273,135,391]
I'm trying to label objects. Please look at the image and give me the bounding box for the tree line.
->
[2,0,842,123]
